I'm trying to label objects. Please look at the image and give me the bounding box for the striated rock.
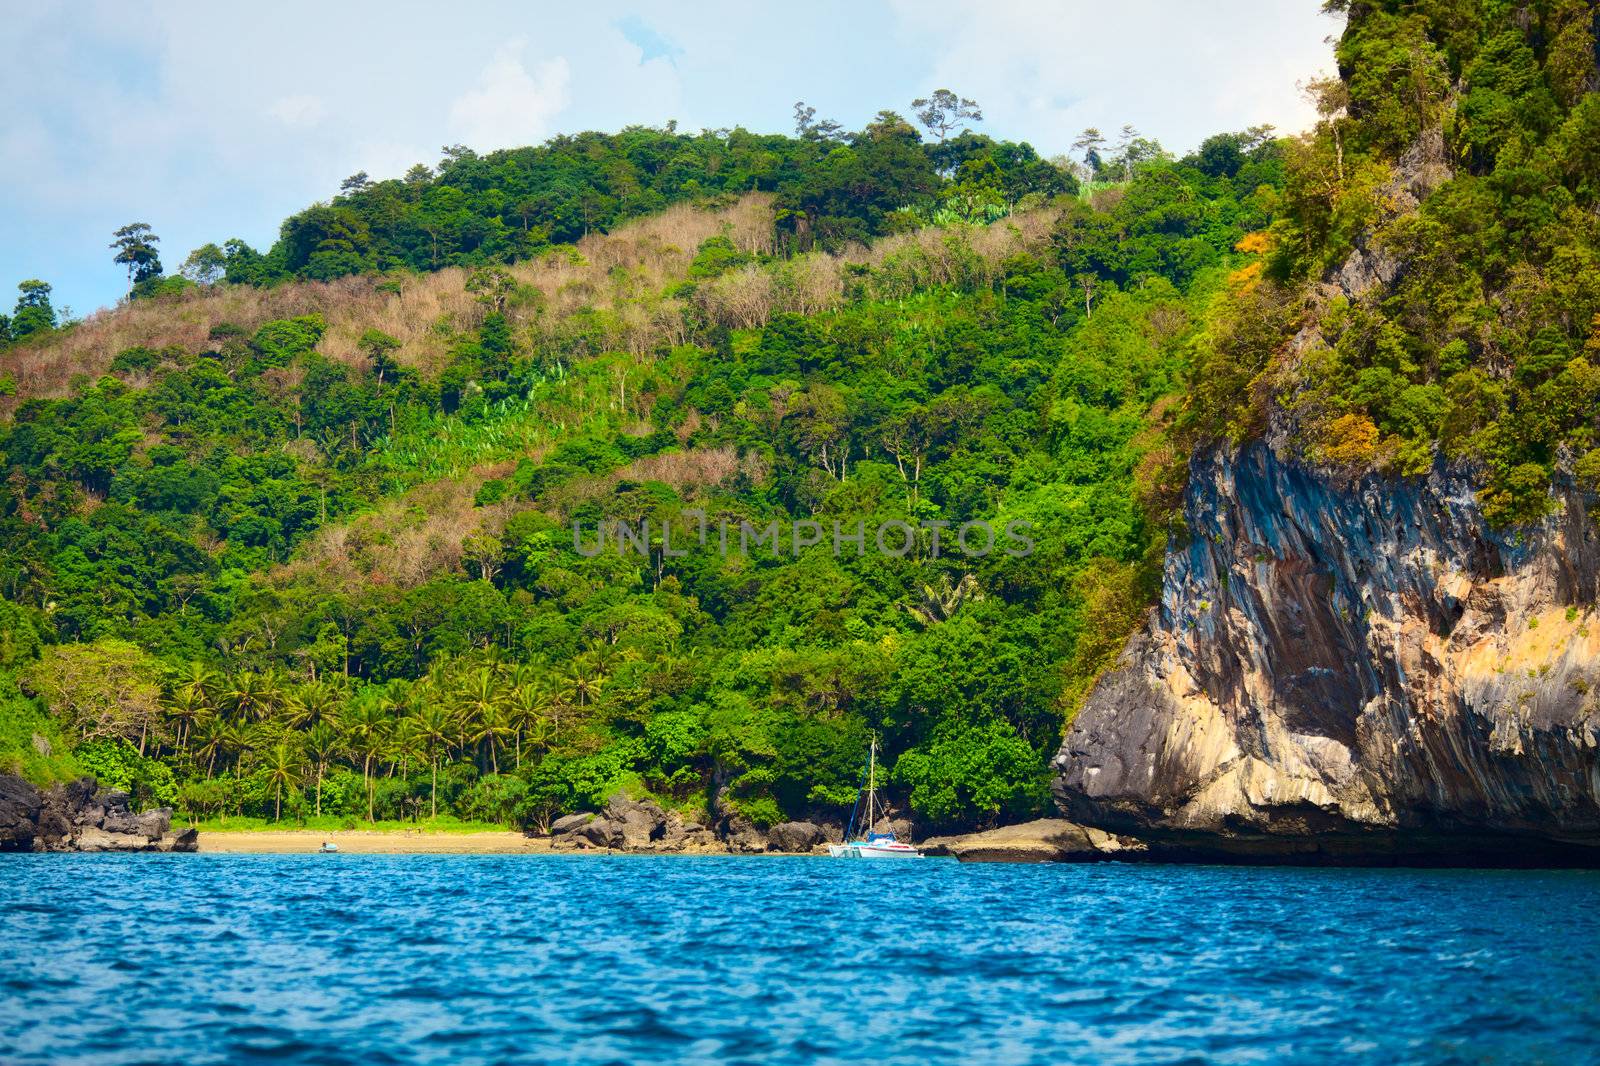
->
[550,799,725,852]
[34,808,72,846]
[1054,443,1600,866]
[675,824,718,852]
[922,819,1145,863]
[136,809,171,842]
[550,795,837,854]
[766,821,825,852]
[168,827,200,853]
[72,826,164,853]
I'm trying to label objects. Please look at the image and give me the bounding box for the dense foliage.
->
[1,94,1284,832]
[205,120,1073,286]
[1191,0,1600,525]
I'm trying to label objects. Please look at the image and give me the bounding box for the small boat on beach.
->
[828,737,924,859]
[318,842,339,853]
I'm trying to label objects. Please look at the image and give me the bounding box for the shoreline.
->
[195,829,822,855]
[199,829,552,854]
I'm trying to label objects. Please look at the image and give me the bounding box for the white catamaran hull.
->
[827,843,924,859]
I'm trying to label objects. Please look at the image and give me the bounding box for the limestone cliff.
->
[1053,444,1600,864]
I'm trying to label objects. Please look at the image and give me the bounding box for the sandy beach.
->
[198,830,556,854]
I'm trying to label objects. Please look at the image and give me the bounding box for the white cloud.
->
[885,0,1338,156]
[267,94,327,128]
[1,0,1339,317]
[448,41,571,152]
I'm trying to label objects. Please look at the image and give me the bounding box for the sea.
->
[2,854,1597,1064]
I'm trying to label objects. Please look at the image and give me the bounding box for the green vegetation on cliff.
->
[1192,0,1600,525]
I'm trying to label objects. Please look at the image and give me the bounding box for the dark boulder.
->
[0,772,188,852]
[0,774,43,850]
[576,819,621,848]
[718,813,769,853]
[767,821,825,852]
[869,817,917,844]
[549,812,596,836]
[136,809,171,842]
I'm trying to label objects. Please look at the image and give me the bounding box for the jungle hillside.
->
[10,0,1592,837]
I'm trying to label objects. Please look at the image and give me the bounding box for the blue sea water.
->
[2,856,1598,1065]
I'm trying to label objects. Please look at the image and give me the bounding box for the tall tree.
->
[110,223,163,288]
[1071,128,1107,180]
[303,721,339,817]
[413,704,456,819]
[262,742,299,822]
[911,89,982,142]
[793,101,844,141]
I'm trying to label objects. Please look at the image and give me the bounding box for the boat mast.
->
[865,735,877,835]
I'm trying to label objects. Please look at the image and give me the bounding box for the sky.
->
[0,1,1345,318]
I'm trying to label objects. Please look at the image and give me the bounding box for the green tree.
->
[111,223,163,288]
[179,243,227,285]
[412,703,456,819]
[22,641,164,755]
[11,279,56,339]
[358,328,402,385]
[911,89,982,142]
[303,720,339,817]
[261,741,300,822]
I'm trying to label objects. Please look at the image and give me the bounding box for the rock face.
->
[922,819,1145,863]
[0,774,197,852]
[1054,443,1600,866]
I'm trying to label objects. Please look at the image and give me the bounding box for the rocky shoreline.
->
[922,819,1146,863]
[543,793,893,854]
[0,774,198,853]
[545,797,1156,864]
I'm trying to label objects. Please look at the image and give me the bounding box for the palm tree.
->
[192,716,226,779]
[302,721,339,817]
[282,679,337,730]
[262,742,300,822]
[258,668,288,721]
[412,703,456,820]
[561,659,604,710]
[173,661,221,710]
[162,689,207,761]
[221,718,253,780]
[339,689,391,822]
[459,667,509,774]
[226,671,271,722]
[506,681,551,768]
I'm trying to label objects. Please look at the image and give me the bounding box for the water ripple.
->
[1,857,1598,1064]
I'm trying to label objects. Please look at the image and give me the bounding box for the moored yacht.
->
[827,737,924,859]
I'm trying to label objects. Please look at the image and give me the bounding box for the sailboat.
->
[827,736,924,859]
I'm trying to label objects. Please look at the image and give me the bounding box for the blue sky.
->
[1,1,1342,318]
